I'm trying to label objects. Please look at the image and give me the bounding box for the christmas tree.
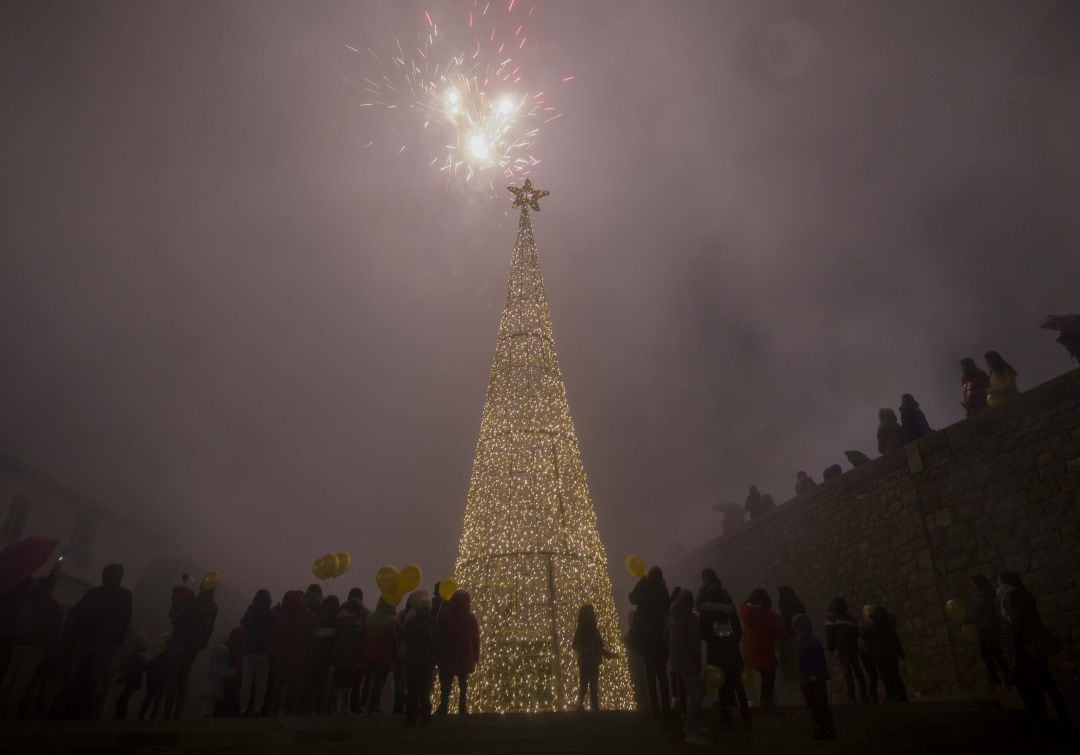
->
[451,179,636,713]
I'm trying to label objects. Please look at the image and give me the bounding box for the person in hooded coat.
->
[899,394,931,445]
[960,358,990,417]
[163,583,218,718]
[739,588,785,713]
[794,472,817,496]
[436,589,480,715]
[744,486,764,520]
[966,576,1009,688]
[985,351,1020,407]
[696,569,750,728]
[877,409,902,455]
[270,589,315,715]
[628,566,671,719]
[825,597,868,703]
[792,614,836,740]
[997,571,1068,725]
[54,563,132,719]
[239,588,275,716]
[863,606,907,702]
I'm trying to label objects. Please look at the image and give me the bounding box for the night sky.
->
[2,0,1078,608]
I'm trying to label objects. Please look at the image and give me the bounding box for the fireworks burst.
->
[344,0,570,194]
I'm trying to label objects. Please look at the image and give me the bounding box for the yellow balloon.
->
[399,564,422,593]
[945,599,966,622]
[202,571,221,591]
[625,555,647,578]
[335,551,352,577]
[702,665,726,692]
[740,668,755,689]
[438,578,459,602]
[960,624,978,643]
[322,554,341,579]
[384,589,405,607]
[862,604,874,620]
[312,559,323,579]
[376,565,400,595]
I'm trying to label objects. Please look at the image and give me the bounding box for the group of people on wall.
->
[740,350,1024,523]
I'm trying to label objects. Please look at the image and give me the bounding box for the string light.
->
[448,182,636,713]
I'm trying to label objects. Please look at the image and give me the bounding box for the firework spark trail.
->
[344,0,573,194]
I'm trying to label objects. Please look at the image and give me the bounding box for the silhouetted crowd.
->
[0,568,479,727]
[741,350,1023,522]
[613,565,1070,743]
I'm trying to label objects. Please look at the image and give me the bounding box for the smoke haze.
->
[1,0,1078,608]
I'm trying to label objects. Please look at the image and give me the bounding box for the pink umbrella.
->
[0,537,59,595]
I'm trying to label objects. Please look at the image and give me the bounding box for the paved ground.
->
[0,700,1074,754]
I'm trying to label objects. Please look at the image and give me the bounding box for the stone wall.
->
[676,368,1080,697]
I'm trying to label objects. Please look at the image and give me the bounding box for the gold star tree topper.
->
[507,178,550,211]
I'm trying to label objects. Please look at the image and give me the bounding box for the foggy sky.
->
[2,0,1078,611]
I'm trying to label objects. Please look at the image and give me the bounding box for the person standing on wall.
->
[985,351,1020,407]
[960,358,990,416]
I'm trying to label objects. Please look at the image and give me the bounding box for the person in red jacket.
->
[436,590,480,715]
[739,588,786,714]
[269,590,315,715]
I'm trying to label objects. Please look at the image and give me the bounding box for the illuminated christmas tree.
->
[451,179,635,713]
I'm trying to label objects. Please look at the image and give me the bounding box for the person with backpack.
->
[696,570,750,728]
